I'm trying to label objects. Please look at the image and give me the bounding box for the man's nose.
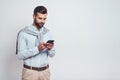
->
[41,19,45,23]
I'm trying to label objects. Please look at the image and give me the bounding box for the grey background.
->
[0,0,120,80]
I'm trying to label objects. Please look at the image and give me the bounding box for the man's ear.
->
[33,14,35,19]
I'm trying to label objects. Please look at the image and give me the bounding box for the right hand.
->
[38,42,47,51]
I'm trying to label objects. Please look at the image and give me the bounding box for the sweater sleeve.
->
[16,32,39,60]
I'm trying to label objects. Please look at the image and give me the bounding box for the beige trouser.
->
[22,68,50,80]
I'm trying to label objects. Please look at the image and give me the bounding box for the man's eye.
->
[39,18,42,20]
[39,18,46,20]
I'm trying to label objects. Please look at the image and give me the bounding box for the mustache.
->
[39,23,44,25]
[35,21,44,26]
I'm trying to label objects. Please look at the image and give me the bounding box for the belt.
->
[23,64,49,71]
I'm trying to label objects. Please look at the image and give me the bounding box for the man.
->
[16,6,55,80]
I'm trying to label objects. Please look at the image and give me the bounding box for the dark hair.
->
[34,6,47,15]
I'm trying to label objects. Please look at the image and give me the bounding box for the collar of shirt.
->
[28,25,44,34]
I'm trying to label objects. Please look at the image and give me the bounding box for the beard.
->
[34,20,45,29]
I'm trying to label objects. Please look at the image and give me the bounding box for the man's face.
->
[33,13,47,29]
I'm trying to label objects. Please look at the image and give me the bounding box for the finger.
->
[40,42,46,45]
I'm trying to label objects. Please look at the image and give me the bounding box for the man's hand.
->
[46,43,54,50]
[38,42,47,51]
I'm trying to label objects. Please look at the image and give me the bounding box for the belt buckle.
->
[38,68,41,71]
[30,66,32,70]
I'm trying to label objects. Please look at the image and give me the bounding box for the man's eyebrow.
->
[39,17,46,20]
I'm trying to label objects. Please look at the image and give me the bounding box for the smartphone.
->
[47,40,54,44]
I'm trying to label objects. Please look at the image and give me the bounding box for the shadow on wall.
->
[4,40,22,80]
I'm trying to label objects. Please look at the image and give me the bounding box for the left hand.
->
[46,43,54,50]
